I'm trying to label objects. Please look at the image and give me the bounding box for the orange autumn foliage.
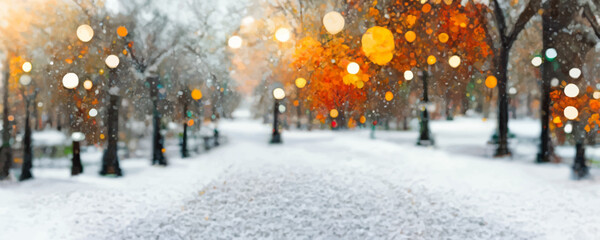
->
[291,37,370,118]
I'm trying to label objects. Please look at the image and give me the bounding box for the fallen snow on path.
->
[2,116,600,239]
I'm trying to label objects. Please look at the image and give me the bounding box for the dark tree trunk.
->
[0,57,12,180]
[570,120,589,179]
[495,48,511,156]
[296,102,302,129]
[307,110,313,131]
[19,99,33,181]
[71,140,83,176]
[100,69,122,176]
[270,100,282,143]
[151,103,166,165]
[181,102,189,158]
[572,142,588,179]
[446,91,453,121]
[572,126,589,179]
[33,101,39,130]
[490,0,541,157]
[147,76,166,166]
[537,1,558,163]
[57,111,62,131]
[384,117,390,130]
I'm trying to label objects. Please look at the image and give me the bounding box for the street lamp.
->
[18,74,35,181]
[295,78,306,129]
[70,132,85,175]
[271,88,285,143]
[100,54,122,176]
[417,57,435,146]
[61,73,84,176]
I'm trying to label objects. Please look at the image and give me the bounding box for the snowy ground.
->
[1,112,600,239]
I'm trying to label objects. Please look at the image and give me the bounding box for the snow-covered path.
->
[2,116,600,239]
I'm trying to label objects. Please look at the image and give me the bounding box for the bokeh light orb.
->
[275,28,291,42]
[22,62,32,73]
[361,26,395,65]
[564,123,573,134]
[105,55,120,69]
[191,89,203,100]
[347,62,360,74]
[278,104,286,113]
[551,78,559,87]
[241,16,255,26]
[448,55,461,68]
[117,26,128,37]
[76,24,94,42]
[404,31,416,43]
[545,48,557,60]
[485,75,497,89]
[564,83,579,97]
[385,91,394,101]
[295,77,307,88]
[273,88,285,100]
[323,11,345,35]
[19,74,32,86]
[594,91,600,99]
[356,80,364,89]
[569,68,581,79]
[438,33,449,43]
[83,80,93,90]
[564,106,578,120]
[427,55,437,65]
[404,70,414,80]
[531,56,542,67]
[62,72,79,89]
[71,132,86,142]
[228,35,242,49]
[330,109,339,118]
[89,108,98,117]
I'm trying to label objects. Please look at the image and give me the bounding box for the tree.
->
[484,0,541,156]
[118,0,183,166]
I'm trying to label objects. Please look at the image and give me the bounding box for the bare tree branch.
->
[492,0,508,44]
[505,0,541,47]
[583,3,600,39]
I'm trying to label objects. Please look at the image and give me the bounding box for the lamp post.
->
[417,57,435,146]
[100,55,122,176]
[271,88,285,143]
[295,78,306,129]
[62,72,83,175]
[71,132,85,175]
[18,72,35,181]
[269,28,290,143]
